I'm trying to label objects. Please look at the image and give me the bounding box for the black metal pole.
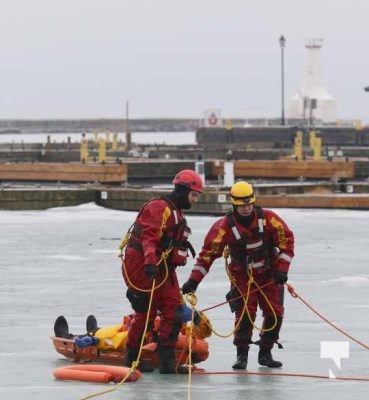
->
[281,46,285,125]
[279,35,286,126]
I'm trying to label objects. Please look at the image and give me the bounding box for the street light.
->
[279,35,286,126]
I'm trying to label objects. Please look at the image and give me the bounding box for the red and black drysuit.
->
[187,207,294,350]
[122,195,194,349]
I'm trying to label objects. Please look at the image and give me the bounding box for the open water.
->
[1,203,369,400]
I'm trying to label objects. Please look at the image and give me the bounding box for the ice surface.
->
[1,204,368,400]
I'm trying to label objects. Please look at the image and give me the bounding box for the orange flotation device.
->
[53,364,141,383]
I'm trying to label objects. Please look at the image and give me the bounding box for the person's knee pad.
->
[126,288,149,312]
[226,287,243,313]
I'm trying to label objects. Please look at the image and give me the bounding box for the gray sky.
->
[1,0,369,122]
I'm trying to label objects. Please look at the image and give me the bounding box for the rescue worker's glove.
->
[181,279,198,294]
[143,264,158,281]
[274,270,288,284]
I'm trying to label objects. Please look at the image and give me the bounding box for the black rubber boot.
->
[232,346,249,370]
[258,348,282,368]
[158,346,188,374]
[54,316,74,339]
[258,316,283,368]
[124,346,154,373]
[86,315,99,335]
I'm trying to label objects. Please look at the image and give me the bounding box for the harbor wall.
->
[196,126,369,147]
[0,188,96,210]
[2,185,369,212]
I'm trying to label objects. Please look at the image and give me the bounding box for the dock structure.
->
[0,160,368,211]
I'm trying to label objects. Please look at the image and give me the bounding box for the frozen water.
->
[1,204,369,400]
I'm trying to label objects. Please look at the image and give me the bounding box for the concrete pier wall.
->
[2,183,369,212]
[0,188,96,210]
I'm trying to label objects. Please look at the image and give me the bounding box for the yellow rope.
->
[121,247,172,292]
[207,247,278,338]
[79,280,157,400]
[244,268,278,332]
[185,293,198,400]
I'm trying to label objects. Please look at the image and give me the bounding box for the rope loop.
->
[286,283,297,298]
[186,292,198,307]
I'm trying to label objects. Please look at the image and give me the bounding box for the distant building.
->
[288,38,336,124]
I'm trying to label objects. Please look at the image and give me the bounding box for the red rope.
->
[286,283,369,350]
[194,369,369,382]
[200,280,274,313]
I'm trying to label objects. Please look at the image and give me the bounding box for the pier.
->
[1,120,369,211]
[0,160,369,211]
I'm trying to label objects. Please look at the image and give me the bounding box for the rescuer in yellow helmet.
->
[182,180,295,370]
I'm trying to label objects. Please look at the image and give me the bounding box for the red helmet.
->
[172,169,203,193]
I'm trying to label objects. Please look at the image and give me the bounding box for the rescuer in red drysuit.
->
[121,169,203,374]
[182,181,294,370]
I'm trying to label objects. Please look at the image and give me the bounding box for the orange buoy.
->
[53,364,141,383]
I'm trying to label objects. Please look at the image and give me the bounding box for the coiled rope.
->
[203,246,278,338]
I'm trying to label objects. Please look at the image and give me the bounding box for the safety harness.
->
[226,207,272,270]
[126,195,195,267]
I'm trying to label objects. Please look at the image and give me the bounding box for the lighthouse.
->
[288,38,336,124]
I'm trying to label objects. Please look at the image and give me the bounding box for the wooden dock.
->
[0,160,369,211]
[0,162,127,183]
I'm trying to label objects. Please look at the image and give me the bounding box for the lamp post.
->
[279,35,286,126]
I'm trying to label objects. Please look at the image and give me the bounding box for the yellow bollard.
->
[99,139,106,164]
[313,137,322,161]
[309,130,316,149]
[111,133,118,151]
[80,138,88,163]
[294,131,303,161]
[224,119,233,130]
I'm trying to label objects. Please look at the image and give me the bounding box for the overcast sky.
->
[1,0,369,122]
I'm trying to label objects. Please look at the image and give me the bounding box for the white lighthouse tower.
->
[288,38,336,124]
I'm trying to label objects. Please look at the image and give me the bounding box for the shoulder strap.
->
[226,211,242,240]
[227,208,265,240]
[160,194,181,226]
[256,206,265,237]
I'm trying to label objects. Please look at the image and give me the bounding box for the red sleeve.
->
[263,209,295,273]
[189,216,230,283]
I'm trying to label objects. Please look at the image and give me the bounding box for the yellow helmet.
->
[229,181,255,205]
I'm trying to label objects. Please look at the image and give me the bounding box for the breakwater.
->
[2,184,369,212]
